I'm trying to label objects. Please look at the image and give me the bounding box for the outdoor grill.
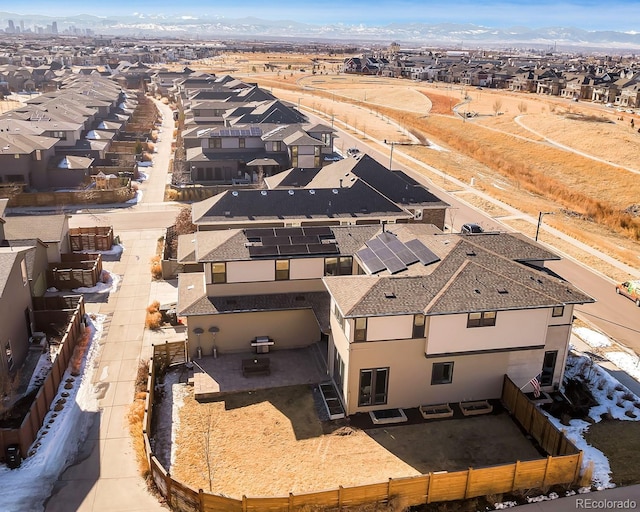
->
[251,336,274,354]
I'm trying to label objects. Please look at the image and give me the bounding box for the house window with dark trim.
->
[552,305,564,317]
[193,109,200,117]
[333,349,345,395]
[334,303,345,331]
[431,362,454,385]
[272,141,281,152]
[467,311,497,328]
[239,138,245,148]
[210,137,221,149]
[413,313,425,338]
[212,262,226,284]
[541,351,558,386]
[358,367,389,406]
[325,256,353,276]
[275,259,289,281]
[354,317,367,342]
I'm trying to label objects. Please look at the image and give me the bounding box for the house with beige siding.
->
[323,227,593,415]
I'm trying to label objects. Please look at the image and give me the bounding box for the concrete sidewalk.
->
[45,98,176,512]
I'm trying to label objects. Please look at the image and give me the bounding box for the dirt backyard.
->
[168,384,541,499]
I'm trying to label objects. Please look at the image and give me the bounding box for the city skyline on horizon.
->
[3,1,640,33]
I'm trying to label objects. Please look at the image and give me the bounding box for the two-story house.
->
[323,226,594,415]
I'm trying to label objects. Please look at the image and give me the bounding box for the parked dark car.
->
[461,223,484,234]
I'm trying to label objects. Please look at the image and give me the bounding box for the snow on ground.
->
[76,243,125,258]
[574,327,612,348]
[126,189,143,204]
[605,352,640,381]
[72,269,120,294]
[0,314,105,512]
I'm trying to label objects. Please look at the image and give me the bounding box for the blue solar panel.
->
[405,239,440,266]
[378,234,419,265]
[356,248,386,274]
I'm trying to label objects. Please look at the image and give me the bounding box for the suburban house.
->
[177,224,381,359]
[176,218,593,414]
[3,211,70,263]
[323,226,594,415]
[0,246,36,383]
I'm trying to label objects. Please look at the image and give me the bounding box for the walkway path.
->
[46,97,175,512]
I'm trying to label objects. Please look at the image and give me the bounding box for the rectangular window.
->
[358,368,389,406]
[210,137,221,149]
[275,259,289,281]
[467,311,497,328]
[333,349,345,395]
[314,155,321,167]
[354,317,367,342]
[334,303,344,331]
[238,138,245,148]
[314,146,320,156]
[325,256,353,276]
[212,262,226,284]
[552,305,564,317]
[291,146,298,156]
[413,313,425,338]
[541,351,558,386]
[271,141,281,152]
[193,109,200,117]
[432,362,454,385]
[21,259,28,286]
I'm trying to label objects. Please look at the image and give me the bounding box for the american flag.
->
[529,373,541,398]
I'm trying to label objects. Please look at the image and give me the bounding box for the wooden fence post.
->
[426,472,433,504]
[573,451,584,484]
[387,477,393,502]
[512,460,521,491]
[465,468,473,498]
[542,456,552,488]
[165,472,173,507]
[242,495,247,512]
[199,489,205,512]
[289,492,293,511]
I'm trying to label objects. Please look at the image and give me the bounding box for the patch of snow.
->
[426,140,447,151]
[46,287,59,293]
[138,161,153,168]
[137,171,149,181]
[77,244,124,258]
[605,352,640,381]
[575,327,611,348]
[494,500,518,508]
[526,492,559,503]
[126,189,143,204]
[0,314,105,511]
[72,270,120,294]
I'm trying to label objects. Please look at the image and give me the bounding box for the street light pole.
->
[389,142,395,170]
[535,211,554,241]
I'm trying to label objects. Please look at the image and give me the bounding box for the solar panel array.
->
[245,226,339,258]
[356,233,440,275]
[219,127,262,137]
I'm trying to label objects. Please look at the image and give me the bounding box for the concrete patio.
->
[190,344,328,400]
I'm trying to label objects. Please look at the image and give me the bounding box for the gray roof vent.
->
[232,190,239,196]
[261,190,267,196]
[384,291,396,299]
[309,189,315,195]
[332,188,339,194]
[288,189,295,195]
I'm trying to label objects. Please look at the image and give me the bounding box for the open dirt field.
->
[170,385,540,498]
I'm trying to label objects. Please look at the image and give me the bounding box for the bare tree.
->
[492,99,503,116]
[200,408,219,492]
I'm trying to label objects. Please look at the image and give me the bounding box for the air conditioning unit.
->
[414,209,423,220]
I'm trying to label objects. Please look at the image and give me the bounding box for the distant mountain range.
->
[2,11,640,51]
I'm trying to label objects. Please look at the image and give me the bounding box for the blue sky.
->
[7,1,640,32]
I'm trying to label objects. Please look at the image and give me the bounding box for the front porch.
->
[190,343,328,400]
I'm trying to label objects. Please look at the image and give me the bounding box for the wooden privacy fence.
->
[501,375,580,457]
[0,296,85,460]
[7,187,135,207]
[69,226,115,252]
[47,253,103,290]
[141,354,583,511]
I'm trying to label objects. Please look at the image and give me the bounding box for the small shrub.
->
[150,257,162,280]
[145,311,162,330]
[127,399,149,477]
[578,460,594,487]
